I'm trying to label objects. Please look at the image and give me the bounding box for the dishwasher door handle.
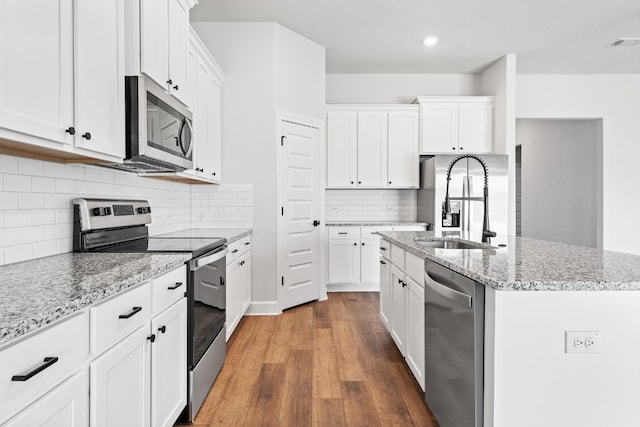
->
[425,272,472,308]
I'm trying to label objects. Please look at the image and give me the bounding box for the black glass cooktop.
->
[97,237,226,258]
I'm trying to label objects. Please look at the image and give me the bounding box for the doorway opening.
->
[516,119,603,249]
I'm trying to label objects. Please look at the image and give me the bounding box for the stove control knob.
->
[93,207,112,216]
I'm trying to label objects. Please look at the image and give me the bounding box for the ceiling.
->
[191,0,640,74]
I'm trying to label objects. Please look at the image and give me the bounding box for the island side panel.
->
[489,290,640,427]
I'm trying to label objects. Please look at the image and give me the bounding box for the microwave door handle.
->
[179,118,193,158]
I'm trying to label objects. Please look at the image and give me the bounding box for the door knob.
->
[313,220,320,226]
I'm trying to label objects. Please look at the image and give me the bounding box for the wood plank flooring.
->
[184,292,437,427]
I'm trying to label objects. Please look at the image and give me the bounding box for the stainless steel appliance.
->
[105,76,193,173]
[424,259,484,427]
[72,198,226,422]
[417,155,508,246]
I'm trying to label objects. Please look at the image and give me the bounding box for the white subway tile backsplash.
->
[18,158,44,176]
[325,189,416,222]
[0,154,254,266]
[4,174,31,192]
[0,155,18,174]
[0,192,19,209]
[19,193,44,209]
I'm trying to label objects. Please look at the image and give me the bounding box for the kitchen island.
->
[378,231,640,427]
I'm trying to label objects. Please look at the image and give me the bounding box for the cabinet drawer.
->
[405,252,425,286]
[390,244,405,269]
[239,235,251,253]
[90,282,151,355]
[379,239,391,259]
[152,265,187,315]
[227,240,241,264]
[328,227,359,239]
[360,226,393,239]
[0,311,89,423]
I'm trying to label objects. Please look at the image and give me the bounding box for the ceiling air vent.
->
[606,38,640,47]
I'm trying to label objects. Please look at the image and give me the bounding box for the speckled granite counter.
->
[326,221,427,227]
[0,252,190,345]
[156,228,252,243]
[378,231,640,291]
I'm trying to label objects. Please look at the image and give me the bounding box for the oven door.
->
[190,247,226,367]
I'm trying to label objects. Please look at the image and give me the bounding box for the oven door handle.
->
[194,248,228,270]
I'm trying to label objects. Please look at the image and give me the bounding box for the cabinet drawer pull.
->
[380,247,387,250]
[119,306,142,319]
[380,260,386,265]
[244,242,250,246]
[12,357,59,381]
[338,232,348,235]
[231,249,238,253]
[167,282,183,290]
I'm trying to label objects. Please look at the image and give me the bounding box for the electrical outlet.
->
[565,331,601,354]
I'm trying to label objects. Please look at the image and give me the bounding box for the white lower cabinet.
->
[380,242,426,390]
[91,325,151,427]
[327,225,424,291]
[226,237,252,340]
[3,369,89,427]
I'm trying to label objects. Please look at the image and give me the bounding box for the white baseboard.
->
[326,282,380,292]
[245,300,281,315]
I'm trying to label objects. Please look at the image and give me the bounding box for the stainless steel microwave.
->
[123,76,193,172]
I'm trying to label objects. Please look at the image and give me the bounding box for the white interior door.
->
[278,118,321,311]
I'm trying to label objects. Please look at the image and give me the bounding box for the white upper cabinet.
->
[74,0,125,158]
[167,0,189,104]
[0,0,74,146]
[326,111,358,188]
[139,0,168,88]
[416,96,494,154]
[135,0,193,106]
[326,106,419,189]
[0,0,124,161]
[387,110,419,188]
[357,112,388,188]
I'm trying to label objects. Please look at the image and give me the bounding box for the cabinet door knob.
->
[147,334,156,343]
[82,132,92,140]
[353,243,357,246]
[65,127,75,135]
[452,147,456,150]
[459,146,464,150]
[158,325,166,334]
[361,242,365,246]
[212,172,216,176]
[167,79,173,85]
[350,181,354,184]
[388,181,392,184]
[173,84,179,91]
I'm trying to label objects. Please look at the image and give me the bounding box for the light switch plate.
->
[565,331,601,354]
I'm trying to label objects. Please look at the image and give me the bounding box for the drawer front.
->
[0,311,89,423]
[239,235,251,254]
[328,227,359,240]
[227,240,241,264]
[390,244,405,269]
[152,265,187,315]
[405,252,425,286]
[379,239,391,259]
[90,282,151,355]
[360,226,393,239]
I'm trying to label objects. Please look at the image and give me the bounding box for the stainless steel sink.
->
[413,238,494,250]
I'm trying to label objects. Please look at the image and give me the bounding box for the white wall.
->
[326,73,480,104]
[192,22,325,306]
[486,289,640,427]
[518,119,601,248]
[0,153,254,266]
[480,55,517,236]
[517,74,640,254]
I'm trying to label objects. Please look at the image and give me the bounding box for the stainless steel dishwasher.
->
[424,259,484,427]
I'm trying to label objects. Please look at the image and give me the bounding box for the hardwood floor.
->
[186,292,437,426]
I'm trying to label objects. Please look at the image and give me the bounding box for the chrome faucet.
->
[443,154,497,243]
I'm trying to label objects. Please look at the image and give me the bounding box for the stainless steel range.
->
[72,198,227,422]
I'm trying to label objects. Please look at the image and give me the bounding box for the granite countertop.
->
[326,221,427,227]
[378,231,640,291]
[0,252,190,346]
[155,228,252,243]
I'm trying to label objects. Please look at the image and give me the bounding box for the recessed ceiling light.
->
[423,36,439,47]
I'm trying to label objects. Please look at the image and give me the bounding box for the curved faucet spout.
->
[443,154,496,243]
